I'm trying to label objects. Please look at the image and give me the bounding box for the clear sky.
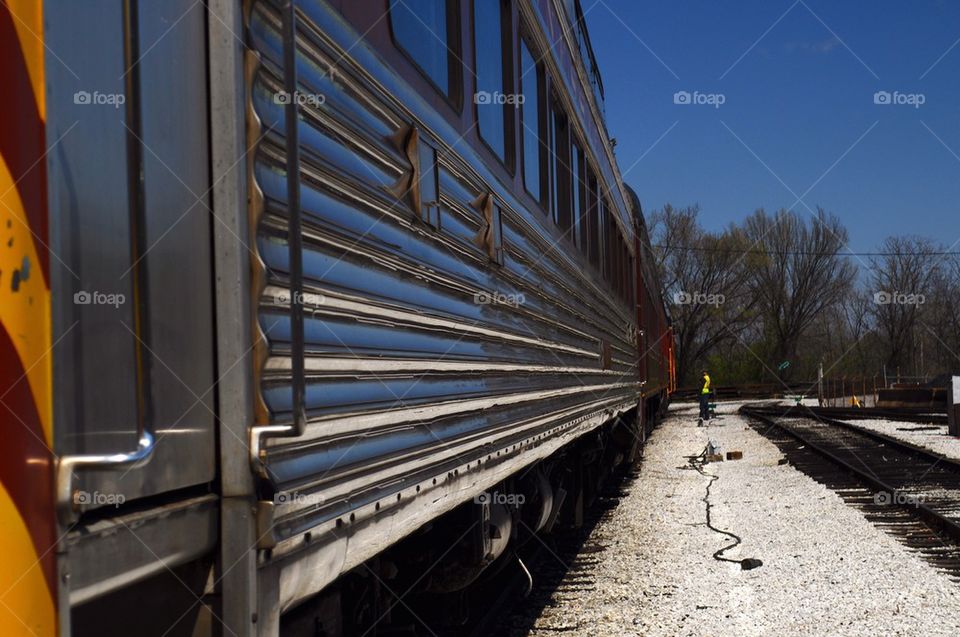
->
[585,0,960,253]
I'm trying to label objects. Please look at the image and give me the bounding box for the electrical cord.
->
[686,446,762,570]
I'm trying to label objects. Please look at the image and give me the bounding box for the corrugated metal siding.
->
[246,0,639,556]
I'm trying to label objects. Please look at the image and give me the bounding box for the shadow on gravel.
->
[481,464,642,637]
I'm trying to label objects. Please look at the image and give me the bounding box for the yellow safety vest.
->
[702,374,711,394]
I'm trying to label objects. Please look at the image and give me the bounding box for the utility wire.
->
[652,244,960,258]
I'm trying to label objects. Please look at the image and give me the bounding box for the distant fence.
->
[819,377,880,408]
[672,382,814,401]
[674,376,948,412]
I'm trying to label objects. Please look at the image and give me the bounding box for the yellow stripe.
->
[5,0,46,120]
[0,153,52,444]
[0,483,55,637]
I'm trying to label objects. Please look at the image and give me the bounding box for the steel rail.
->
[740,405,960,544]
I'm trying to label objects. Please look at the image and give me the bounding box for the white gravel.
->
[518,400,960,637]
[846,417,960,461]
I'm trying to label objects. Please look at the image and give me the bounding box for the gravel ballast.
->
[511,401,960,637]
[847,417,960,461]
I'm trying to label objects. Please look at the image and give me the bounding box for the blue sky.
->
[586,0,960,253]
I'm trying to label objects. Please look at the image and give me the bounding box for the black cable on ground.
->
[686,447,763,570]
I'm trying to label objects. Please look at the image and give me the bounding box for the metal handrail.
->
[56,432,156,526]
[250,0,308,475]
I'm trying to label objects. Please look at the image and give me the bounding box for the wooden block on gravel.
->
[726,451,743,460]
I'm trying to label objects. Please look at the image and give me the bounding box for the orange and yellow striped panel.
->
[0,0,57,635]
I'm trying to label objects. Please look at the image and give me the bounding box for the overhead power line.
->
[651,244,960,258]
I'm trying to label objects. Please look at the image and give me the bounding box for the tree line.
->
[649,204,960,388]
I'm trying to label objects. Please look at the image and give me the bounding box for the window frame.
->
[387,0,463,109]
[548,94,573,235]
[571,141,585,250]
[519,32,546,206]
[586,170,600,267]
[472,0,515,172]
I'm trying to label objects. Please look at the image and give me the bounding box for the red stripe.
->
[0,2,49,282]
[0,326,56,595]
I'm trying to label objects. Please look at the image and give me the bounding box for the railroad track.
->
[796,404,947,425]
[742,404,960,580]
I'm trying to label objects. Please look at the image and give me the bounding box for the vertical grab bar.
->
[250,0,307,471]
[283,0,307,438]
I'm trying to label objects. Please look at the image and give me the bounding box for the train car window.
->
[586,171,600,267]
[549,100,572,234]
[571,142,584,249]
[474,0,513,165]
[622,240,630,301]
[520,37,543,202]
[610,231,623,297]
[390,0,459,98]
[600,199,611,282]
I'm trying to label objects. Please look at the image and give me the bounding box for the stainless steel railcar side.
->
[8,0,676,634]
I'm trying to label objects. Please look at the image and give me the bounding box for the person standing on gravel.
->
[699,369,711,424]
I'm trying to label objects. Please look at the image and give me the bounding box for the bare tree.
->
[914,252,960,375]
[649,204,756,385]
[867,236,941,374]
[742,207,856,379]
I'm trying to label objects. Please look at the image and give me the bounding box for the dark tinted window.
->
[474,0,511,162]
[520,38,542,200]
[391,0,456,97]
[549,101,572,233]
[586,172,600,266]
[571,144,584,248]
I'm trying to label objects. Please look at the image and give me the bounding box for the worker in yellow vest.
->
[699,369,711,424]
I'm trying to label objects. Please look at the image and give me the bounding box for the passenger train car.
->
[0,0,674,634]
